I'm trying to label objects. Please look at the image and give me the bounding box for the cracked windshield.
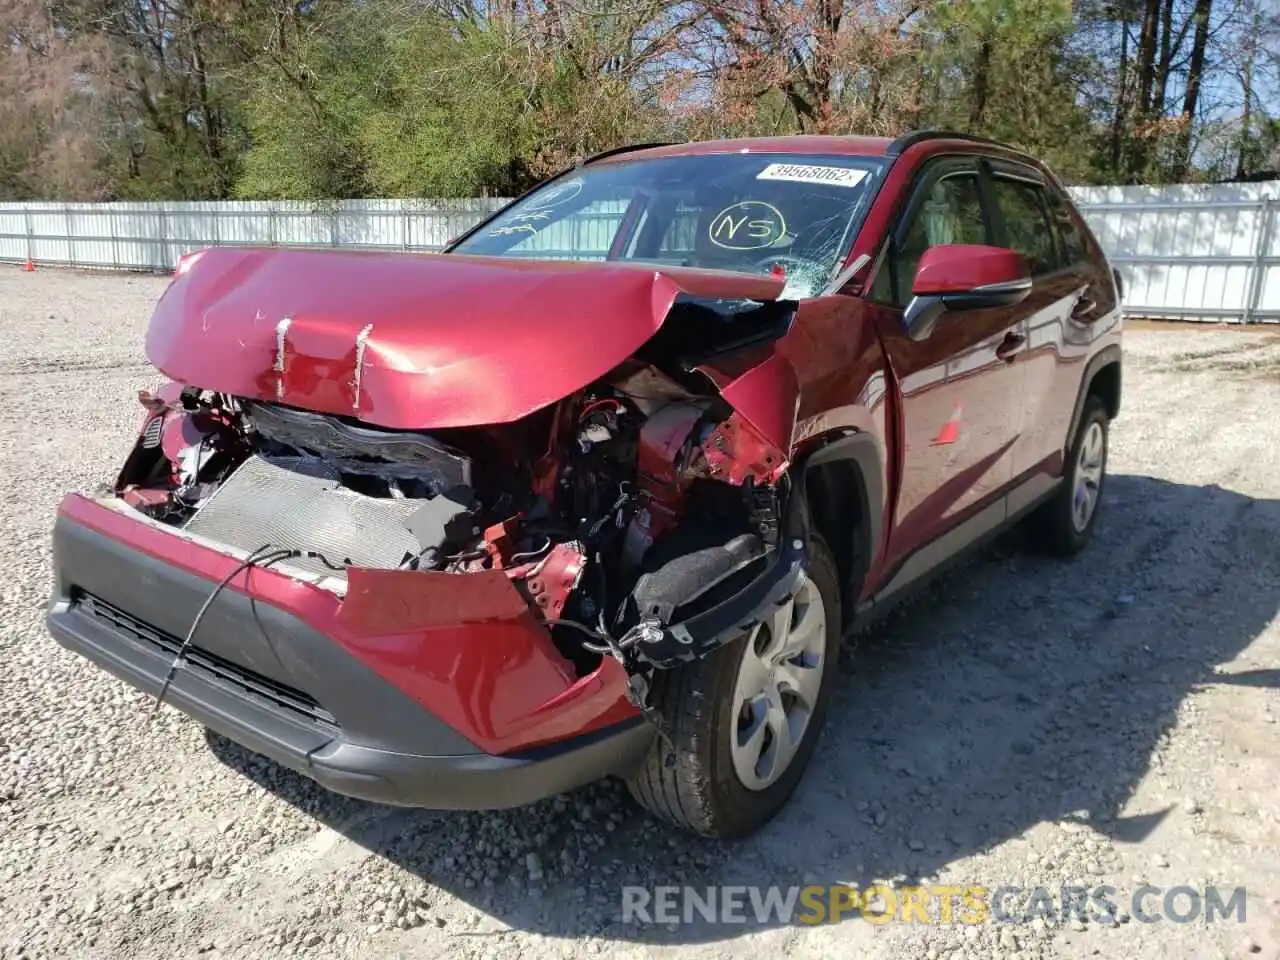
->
[452,154,885,299]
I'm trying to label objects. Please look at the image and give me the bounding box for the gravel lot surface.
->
[2,266,1279,960]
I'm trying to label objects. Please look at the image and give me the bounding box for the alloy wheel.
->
[1072,420,1105,533]
[729,574,829,792]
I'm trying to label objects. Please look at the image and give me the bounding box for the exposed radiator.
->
[183,455,423,576]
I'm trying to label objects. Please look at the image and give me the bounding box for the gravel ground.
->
[2,265,1279,960]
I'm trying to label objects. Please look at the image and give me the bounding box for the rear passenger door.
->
[983,162,1098,506]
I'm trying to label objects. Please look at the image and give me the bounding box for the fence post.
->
[65,205,76,269]
[158,204,169,271]
[23,208,34,266]
[1245,196,1275,324]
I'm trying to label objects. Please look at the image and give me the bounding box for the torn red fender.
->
[339,567,531,632]
[701,414,789,486]
[695,348,798,483]
[709,350,800,457]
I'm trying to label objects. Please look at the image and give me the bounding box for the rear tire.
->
[1029,395,1109,556]
[625,538,842,838]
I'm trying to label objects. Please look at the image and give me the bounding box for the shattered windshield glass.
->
[450,153,885,299]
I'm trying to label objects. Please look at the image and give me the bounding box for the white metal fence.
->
[1072,182,1279,323]
[0,198,507,273]
[1,182,1277,323]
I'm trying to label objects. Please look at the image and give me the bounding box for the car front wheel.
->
[625,537,842,838]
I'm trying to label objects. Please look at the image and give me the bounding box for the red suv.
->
[47,131,1121,838]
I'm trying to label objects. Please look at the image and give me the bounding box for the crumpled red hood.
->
[146,247,786,430]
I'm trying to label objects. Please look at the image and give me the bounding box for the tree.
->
[0,0,118,198]
[233,0,693,198]
[1,0,1275,200]
[1172,0,1213,178]
[690,0,929,137]
[46,0,260,198]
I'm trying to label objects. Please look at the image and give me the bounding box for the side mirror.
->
[903,244,1032,341]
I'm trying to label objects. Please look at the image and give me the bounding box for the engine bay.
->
[115,358,792,675]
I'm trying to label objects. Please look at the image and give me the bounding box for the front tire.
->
[1029,394,1109,555]
[625,538,842,838]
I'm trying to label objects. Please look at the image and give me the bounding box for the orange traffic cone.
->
[931,402,963,446]
[22,258,35,272]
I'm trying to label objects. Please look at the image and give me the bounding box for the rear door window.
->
[988,177,1058,275]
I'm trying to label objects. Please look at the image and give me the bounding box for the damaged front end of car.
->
[96,248,813,745]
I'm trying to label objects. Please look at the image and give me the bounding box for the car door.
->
[866,156,1029,582]
[983,163,1098,511]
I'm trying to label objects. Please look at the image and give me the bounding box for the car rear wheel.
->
[1029,394,1109,555]
[625,538,841,838]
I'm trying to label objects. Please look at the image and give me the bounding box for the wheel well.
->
[804,460,867,618]
[1089,361,1121,420]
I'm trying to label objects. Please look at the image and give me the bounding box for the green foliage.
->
[230,3,670,199]
[920,0,1094,180]
[1,0,1274,200]
[353,19,539,197]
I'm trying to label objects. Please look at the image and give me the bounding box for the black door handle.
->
[995,332,1025,362]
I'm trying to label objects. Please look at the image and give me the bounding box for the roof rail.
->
[576,142,673,167]
[886,130,1014,157]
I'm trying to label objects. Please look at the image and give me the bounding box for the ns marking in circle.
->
[708,201,786,250]
[526,178,584,210]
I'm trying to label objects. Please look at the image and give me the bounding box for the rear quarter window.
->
[1047,191,1088,267]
